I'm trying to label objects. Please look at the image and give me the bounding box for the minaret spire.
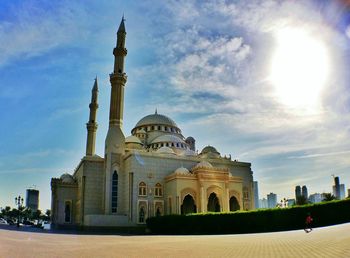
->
[86,77,99,156]
[109,16,127,128]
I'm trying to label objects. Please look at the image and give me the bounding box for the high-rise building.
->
[302,185,308,200]
[287,199,295,207]
[333,176,341,199]
[267,193,277,208]
[309,193,322,203]
[26,189,39,211]
[339,184,345,200]
[347,189,350,198]
[295,185,301,199]
[253,181,259,209]
[259,198,268,209]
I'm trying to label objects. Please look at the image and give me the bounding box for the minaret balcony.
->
[89,103,99,109]
[110,73,127,84]
[113,48,127,56]
[86,123,98,130]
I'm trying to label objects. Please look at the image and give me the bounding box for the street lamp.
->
[15,195,24,227]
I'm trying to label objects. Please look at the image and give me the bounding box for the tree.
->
[296,195,308,205]
[32,209,42,220]
[1,206,11,218]
[322,193,336,202]
[43,209,51,222]
[22,207,32,221]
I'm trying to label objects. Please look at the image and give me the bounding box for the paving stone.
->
[0,223,350,258]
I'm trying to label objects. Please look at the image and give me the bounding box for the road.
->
[1,223,350,257]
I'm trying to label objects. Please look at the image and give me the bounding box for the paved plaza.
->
[1,223,350,258]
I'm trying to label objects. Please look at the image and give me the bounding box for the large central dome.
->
[135,112,178,128]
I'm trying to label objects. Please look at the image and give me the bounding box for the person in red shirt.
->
[304,213,313,233]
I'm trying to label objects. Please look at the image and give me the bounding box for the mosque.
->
[51,18,255,228]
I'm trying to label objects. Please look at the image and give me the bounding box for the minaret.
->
[104,17,128,214]
[86,78,99,156]
[109,16,127,128]
[105,16,127,154]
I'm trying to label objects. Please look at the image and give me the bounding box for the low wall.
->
[84,214,135,227]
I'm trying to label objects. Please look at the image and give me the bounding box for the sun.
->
[269,27,330,112]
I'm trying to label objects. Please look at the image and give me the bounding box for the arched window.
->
[111,171,118,213]
[154,183,162,197]
[158,125,161,130]
[139,182,147,196]
[229,196,240,211]
[156,207,161,217]
[151,126,154,130]
[139,207,145,223]
[64,201,71,223]
[243,187,249,199]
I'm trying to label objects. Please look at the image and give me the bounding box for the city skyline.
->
[1,0,350,210]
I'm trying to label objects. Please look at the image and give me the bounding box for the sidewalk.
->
[1,223,350,257]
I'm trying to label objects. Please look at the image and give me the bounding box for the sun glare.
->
[270,28,330,112]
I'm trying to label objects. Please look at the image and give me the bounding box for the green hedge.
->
[146,199,350,234]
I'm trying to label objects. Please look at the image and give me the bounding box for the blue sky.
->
[0,0,349,211]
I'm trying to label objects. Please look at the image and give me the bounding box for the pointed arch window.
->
[139,206,145,223]
[112,171,118,213]
[243,187,249,199]
[154,183,163,197]
[139,182,147,196]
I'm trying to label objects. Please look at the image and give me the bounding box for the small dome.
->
[186,136,195,142]
[174,167,190,175]
[156,146,176,154]
[194,161,213,169]
[125,135,142,144]
[135,113,178,128]
[60,173,75,184]
[201,146,220,155]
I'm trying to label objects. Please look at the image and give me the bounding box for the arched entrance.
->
[207,193,220,212]
[181,194,196,214]
[229,196,240,211]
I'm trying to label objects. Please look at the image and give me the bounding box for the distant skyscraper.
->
[267,193,277,208]
[26,189,39,211]
[333,176,341,199]
[347,189,350,198]
[253,181,259,209]
[287,199,295,207]
[302,185,308,199]
[295,185,301,199]
[339,184,345,199]
[309,193,322,203]
[259,198,268,209]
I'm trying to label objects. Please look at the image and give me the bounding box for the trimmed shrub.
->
[146,199,350,234]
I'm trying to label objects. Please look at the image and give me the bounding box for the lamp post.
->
[15,195,23,227]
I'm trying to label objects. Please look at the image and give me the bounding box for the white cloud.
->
[136,0,350,159]
[0,1,89,67]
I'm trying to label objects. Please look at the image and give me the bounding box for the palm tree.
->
[322,193,336,202]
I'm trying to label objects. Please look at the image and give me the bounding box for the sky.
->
[0,0,350,211]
